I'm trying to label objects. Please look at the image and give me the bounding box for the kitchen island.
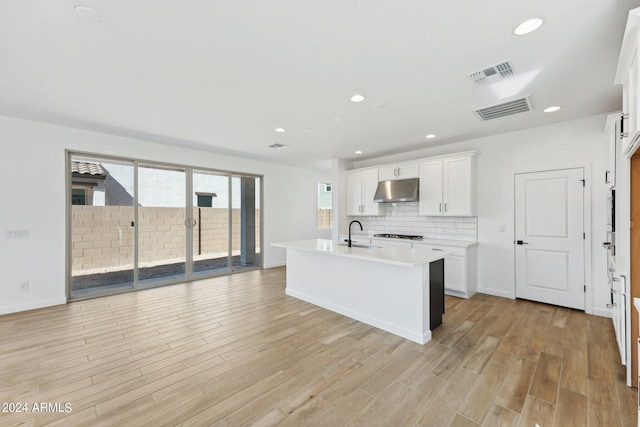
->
[271,239,446,344]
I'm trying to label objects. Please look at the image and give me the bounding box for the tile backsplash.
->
[348,202,477,242]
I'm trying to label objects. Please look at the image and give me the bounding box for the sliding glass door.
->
[137,163,187,286]
[192,169,230,277]
[67,152,262,300]
[69,155,135,297]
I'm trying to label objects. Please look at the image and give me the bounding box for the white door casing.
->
[515,168,585,310]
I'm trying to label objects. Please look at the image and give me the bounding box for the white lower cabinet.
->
[412,242,477,299]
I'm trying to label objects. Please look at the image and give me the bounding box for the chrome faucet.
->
[348,220,363,247]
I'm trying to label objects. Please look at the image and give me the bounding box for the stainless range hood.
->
[373,178,419,202]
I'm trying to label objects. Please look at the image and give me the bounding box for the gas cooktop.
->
[373,233,423,240]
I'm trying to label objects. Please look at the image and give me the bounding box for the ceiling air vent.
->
[469,61,514,86]
[474,96,532,121]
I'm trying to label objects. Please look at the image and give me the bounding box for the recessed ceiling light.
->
[334,117,344,122]
[425,134,437,139]
[350,94,365,103]
[268,143,287,149]
[543,106,561,113]
[74,5,102,23]
[355,150,363,154]
[274,127,286,133]
[514,18,543,35]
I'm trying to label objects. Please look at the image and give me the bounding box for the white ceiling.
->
[2,1,639,170]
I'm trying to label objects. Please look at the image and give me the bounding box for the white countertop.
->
[272,238,447,267]
[343,232,478,248]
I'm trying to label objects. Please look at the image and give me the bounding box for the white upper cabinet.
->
[346,169,384,216]
[604,113,621,188]
[418,160,443,215]
[419,152,477,216]
[614,7,640,156]
[378,163,419,181]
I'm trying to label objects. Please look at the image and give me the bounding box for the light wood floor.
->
[0,267,636,426]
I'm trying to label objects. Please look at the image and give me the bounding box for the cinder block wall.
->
[71,206,261,274]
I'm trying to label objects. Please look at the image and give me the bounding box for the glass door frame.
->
[66,150,264,301]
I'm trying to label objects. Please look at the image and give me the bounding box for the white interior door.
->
[515,168,585,310]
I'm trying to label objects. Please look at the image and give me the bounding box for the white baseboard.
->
[263,262,286,269]
[477,287,514,299]
[591,306,613,318]
[0,298,67,316]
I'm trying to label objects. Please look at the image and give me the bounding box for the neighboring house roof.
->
[71,161,106,177]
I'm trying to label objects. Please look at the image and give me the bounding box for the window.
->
[196,192,216,207]
[317,182,332,229]
[71,187,92,205]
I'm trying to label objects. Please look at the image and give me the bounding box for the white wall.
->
[350,114,611,317]
[0,115,329,315]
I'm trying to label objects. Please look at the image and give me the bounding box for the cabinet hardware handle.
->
[439,203,442,212]
[606,303,616,308]
[516,240,529,245]
[621,113,629,139]
[444,203,447,212]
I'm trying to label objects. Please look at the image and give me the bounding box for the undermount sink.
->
[336,243,382,249]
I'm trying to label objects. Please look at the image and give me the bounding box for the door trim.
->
[510,163,592,314]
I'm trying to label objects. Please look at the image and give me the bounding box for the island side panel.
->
[284,249,431,344]
[429,258,445,329]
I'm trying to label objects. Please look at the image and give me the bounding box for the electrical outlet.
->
[20,282,29,292]
[5,229,29,239]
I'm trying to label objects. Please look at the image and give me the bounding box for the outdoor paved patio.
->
[72,255,262,292]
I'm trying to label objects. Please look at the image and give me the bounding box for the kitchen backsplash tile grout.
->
[348,202,477,242]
